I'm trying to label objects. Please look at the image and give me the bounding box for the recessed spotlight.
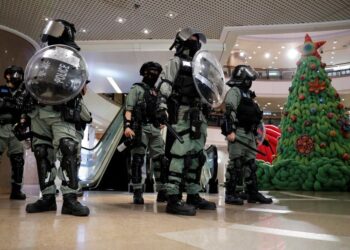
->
[272,61,275,64]
[331,51,335,55]
[44,17,49,21]
[277,104,280,107]
[235,43,239,47]
[332,47,336,50]
[277,51,281,54]
[287,48,298,59]
[4,50,7,54]
[264,53,271,59]
[240,52,245,57]
[281,46,285,49]
[253,51,256,54]
[331,56,334,59]
[248,56,252,59]
[165,10,178,19]
[116,17,126,23]
[279,107,283,110]
[330,61,334,64]
[274,56,278,60]
[257,46,262,49]
[333,40,338,44]
[80,28,87,33]
[342,98,345,101]
[142,28,151,34]
[267,102,271,105]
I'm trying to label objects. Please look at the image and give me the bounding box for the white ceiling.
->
[232,29,350,68]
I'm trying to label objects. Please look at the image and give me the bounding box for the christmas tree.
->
[257,34,350,191]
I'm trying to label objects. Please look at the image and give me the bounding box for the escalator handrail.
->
[81,104,125,151]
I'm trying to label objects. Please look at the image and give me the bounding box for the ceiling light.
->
[235,44,239,47]
[279,107,283,110]
[142,28,151,34]
[239,52,245,57]
[116,17,126,23]
[331,56,334,59]
[274,56,278,60]
[253,51,256,54]
[272,61,275,64]
[332,46,336,50]
[281,46,285,49]
[248,56,252,59]
[277,104,280,107]
[257,46,262,49]
[107,77,122,93]
[80,28,87,33]
[165,10,178,19]
[287,48,298,59]
[264,53,271,59]
[333,40,338,44]
[44,17,49,21]
[268,66,272,68]
[277,51,281,54]
[267,102,271,105]
[4,50,7,54]
[342,98,345,101]
[330,61,334,64]
[331,51,335,55]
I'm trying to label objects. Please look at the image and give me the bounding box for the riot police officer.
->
[25,19,91,216]
[223,65,272,205]
[124,61,168,204]
[0,66,26,200]
[156,28,217,216]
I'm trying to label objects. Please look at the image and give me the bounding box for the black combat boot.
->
[238,191,248,200]
[156,189,168,202]
[225,194,244,205]
[133,189,144,204]
[26,194,57,213]
[247,192,273,204]
[10,184,26,200]
[166,195,196,216]
[186,194,216,210]
[62,193,90,216]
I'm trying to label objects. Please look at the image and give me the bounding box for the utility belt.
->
[237,122,258,135]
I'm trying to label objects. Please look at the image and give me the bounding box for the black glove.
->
[156,109,168,124]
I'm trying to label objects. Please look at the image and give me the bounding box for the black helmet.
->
[4,65,24,87]
[41,19,80,51]
[139,61,162,76]
[169,27,206,58]
[226,65,258,88]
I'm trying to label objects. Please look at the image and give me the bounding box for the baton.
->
[234,138,266,156]
[163,121,184,144]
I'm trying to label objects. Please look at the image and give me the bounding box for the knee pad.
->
[59,138,78,156]
[34,144,49,160]
[33,144,55,190]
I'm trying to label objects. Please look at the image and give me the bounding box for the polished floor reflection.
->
[1,187,350,250]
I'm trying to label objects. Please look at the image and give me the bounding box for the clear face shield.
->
[41,20,65,43]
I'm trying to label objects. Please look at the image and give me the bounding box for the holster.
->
[189,107,202,140]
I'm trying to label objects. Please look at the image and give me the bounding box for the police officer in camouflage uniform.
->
[0,66,26,200]
[157,28,216,216]
[223,65,272,205]
[124,62,168,204]
[25,19,91,216]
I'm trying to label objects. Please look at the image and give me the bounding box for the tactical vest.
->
[0,86,20,123]
[134,82,158,125]
[236,89,263,131]
[172,58,200,105]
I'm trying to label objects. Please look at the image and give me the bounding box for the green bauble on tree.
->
[258,34,350,191]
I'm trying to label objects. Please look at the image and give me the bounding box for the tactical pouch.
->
[189,107,202,140]
[167,97,179,125]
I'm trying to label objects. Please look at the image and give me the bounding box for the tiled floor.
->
[1,187,350,250]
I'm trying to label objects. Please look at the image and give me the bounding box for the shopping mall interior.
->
[1,1,350,249]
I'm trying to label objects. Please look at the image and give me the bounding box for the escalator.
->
[78,104,126,189]
[78,103,219,193]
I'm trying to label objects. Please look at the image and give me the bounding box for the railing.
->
[224,62,350,81]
